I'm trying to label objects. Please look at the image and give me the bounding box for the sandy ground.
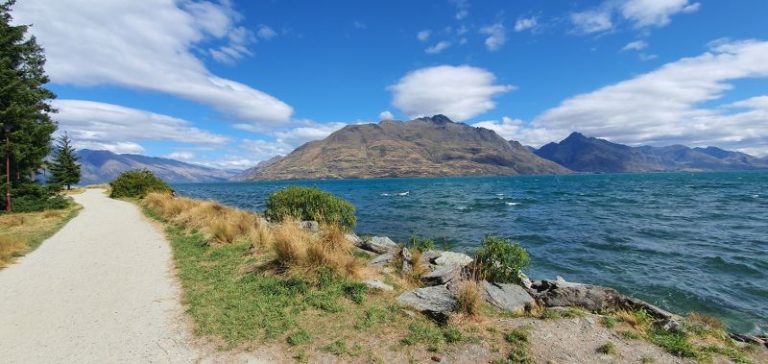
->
[0,189,270,363]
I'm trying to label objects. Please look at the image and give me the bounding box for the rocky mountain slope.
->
[76,149,237,184]
[231,155,283,181]
[535,132,768,172]
[244,115,570,180]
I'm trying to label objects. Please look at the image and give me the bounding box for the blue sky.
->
[12,0,768,168]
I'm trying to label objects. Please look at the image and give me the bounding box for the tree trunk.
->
[67,184,71,190]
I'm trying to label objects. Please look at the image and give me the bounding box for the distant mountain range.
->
[75,149,238,185]
[242,115,570,180]
[534,132,768,173]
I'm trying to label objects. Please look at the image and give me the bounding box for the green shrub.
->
[264,186,356,229]
[3,183,71,212]
[474,236,530,284]
[407,236,436,252]
[109,169,171,199]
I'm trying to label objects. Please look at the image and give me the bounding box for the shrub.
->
[597,342,617,355]
[109,169,171,199]
[3,183,71,212]
[264,186,356,230]
[474,236,530,284]
[407,236,436,252]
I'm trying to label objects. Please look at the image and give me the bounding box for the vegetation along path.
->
[0,189,262,363]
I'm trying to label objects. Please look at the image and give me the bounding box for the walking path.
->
[0,189,265,363]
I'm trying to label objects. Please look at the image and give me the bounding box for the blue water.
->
[173,172,768,335]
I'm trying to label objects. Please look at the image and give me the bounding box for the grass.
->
[496,327,532,364]
[604,308,756,363]
[596,341,617,355]
[0,202,81,267]
[456,280,482,316]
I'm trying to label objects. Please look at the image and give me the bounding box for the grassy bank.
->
[138,191,765,363]
[0,202,81,267]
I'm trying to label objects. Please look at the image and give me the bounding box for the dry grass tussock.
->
[0,205,81,267]
[0,235,27,266]
[143,192,362,279]
[143,192,271,247]
[456,280,482,316]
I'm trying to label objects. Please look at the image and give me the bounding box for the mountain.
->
[75,149,238,184]
[535,132,768,172]
[231,155,283,181]
[243,115,570,180]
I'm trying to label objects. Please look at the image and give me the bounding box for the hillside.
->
[244,115,570,180]
[76,150,237,184]
[535,132,768,172]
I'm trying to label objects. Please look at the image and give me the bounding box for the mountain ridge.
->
[243,115,571,180]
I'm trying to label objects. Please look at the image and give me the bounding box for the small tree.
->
[48,134,80,190]
[474,236,530,284]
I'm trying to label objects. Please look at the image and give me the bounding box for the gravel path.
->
[0,189,266,363]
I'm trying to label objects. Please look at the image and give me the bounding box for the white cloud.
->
[571,0,700,34]
[417,30,431,42]
[166,151,196,161]
[515,40,768,154]
[451,0,470,20]
[514,17,538,32]
[621,0,700,28]
[389,65,515,121]
[571,10,614,34]
[12,0,293,125]
[622,40,648,51]
[379,111,395,120]
[256,25,277,40]
[472,117,555,146]
[480,23,506,51]
[52,99,230,153]
[425,41,451,54]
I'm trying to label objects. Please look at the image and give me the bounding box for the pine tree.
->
[1,0,57,186]
[49,134,80,190]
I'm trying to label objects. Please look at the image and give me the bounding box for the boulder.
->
[297,220,319,233]
[518,272,533,289]
[397,285,457,318]
[531,280,625,312]
[401,247,413,273]
[362,236,399,254]
[421,264,462,286]
[481,281,536,313]
[363,279,394,291]
[434,252,473,267]
[345,233,363,247]
[420,250,442,265]
[368,253,394,266]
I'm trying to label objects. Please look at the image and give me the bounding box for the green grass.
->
[618,330,641,340]
[601,316,617,328]
[287,330,312,346]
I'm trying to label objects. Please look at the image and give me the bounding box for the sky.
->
[11,0,768,169]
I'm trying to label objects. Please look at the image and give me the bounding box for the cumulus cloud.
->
[425,41,451,54]
[166,151,196,161]
[571,9,614,34]
[514,17,538,32]
[12,0,293,125]
[480,23,506,51]
[450,0,470,20]
[389,65,514,121]
[256,25,278,40]
[621,0,700,28]
[513,40,768,155]
[571,0,700,34]
[52,99,230,153]
[417,30,431,42]
[379,111,395,120]
[622,40,648,51]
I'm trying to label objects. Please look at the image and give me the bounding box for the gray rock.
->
[518,272,533,289]
[421,264,462,286]
[420,250,442,265]
[532,281,625,312]
[363,279,394,291]
[481,281,536,313]
[297,220,319,233]
[362,236,398,254]
[397,285,457,316]
[401,247,413,273]
[434,251,473,267]
[659,319,683,333]
[368,253,394,266]
[345,233,363,247]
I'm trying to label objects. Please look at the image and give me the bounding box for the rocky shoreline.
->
[336,230,768,350]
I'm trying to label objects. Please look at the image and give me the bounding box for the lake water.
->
[173,172,768,335]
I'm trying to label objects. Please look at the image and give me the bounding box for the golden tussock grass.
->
[456,280,482,316]
[687,312,726,331]
[143,192,271,247]
[0,235,27,266]
[143,192,362,279]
